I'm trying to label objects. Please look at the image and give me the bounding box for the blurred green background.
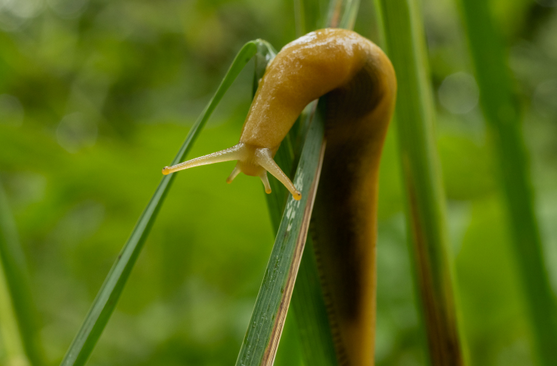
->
[0,0,556,365]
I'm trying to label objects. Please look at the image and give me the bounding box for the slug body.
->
[163,29,396,365]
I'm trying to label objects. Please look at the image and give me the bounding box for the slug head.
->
[162,143,301,200]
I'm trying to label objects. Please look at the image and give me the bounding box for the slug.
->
[163,28,396,366]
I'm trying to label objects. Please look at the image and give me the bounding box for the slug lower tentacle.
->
[163,28,396,365]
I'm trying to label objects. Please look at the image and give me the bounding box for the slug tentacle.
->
[162,143,247,175]
[254,148,301,200]
[259,172,272,194]
[226,166,242,183]
[163,142,300,200]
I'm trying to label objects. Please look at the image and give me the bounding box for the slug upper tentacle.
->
[163,28,396,365]
[163,142,301,199]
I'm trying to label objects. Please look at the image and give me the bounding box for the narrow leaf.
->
[0,180,44,366]
[376,0,465,364]
[235,108,326,366]
[456,0,557,364]
[293,0,328,36]
[266,103,338,366]
[60,40,259,366]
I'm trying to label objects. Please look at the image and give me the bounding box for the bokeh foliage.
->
[0,0,556,365]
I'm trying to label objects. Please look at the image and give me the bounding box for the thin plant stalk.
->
[456,0,557,364]
[0,253,29,366]
[0,180,44,366]
[266,103,338,366]
[376,0,465,364]
[234,105,326,366]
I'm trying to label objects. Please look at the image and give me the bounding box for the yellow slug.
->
[163,28,396,365]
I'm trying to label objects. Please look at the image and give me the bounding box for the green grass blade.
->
[254,34,338,364]
[239,40,331,366]
[0,259,27,366]
[376,0,465,364]
[339,0,360,30]
[326,0,360,28]
[252,40,277,100]
[0,180,43,366]
[235,107,326,366]
[289,235,338,365]
[293,0,308,37]
[293,0,328,36]
[60,40,259,366]
[455,1,557,364]
[267,105,338,366]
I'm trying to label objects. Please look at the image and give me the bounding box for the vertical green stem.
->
[0,181,44,366]
[234,107,327,366]
[456,0,557,364]
[265,105,338,366]
[0,256,29,366]
[376,0,465,364]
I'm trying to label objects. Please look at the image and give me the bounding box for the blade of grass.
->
[293,0,307,37]
[339,0,360,30]
[0,180,43,366]
[235,106,326,366]
[456,1,557,364]
[325,0,359,29]
[289,234,338,365]
[257,38,338,363]
[0,258,28,366]
[294,0,329,36]
[60,40,260,366]
[266,103,338,366]
[252,40,277,98]
[375,0,465,364]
